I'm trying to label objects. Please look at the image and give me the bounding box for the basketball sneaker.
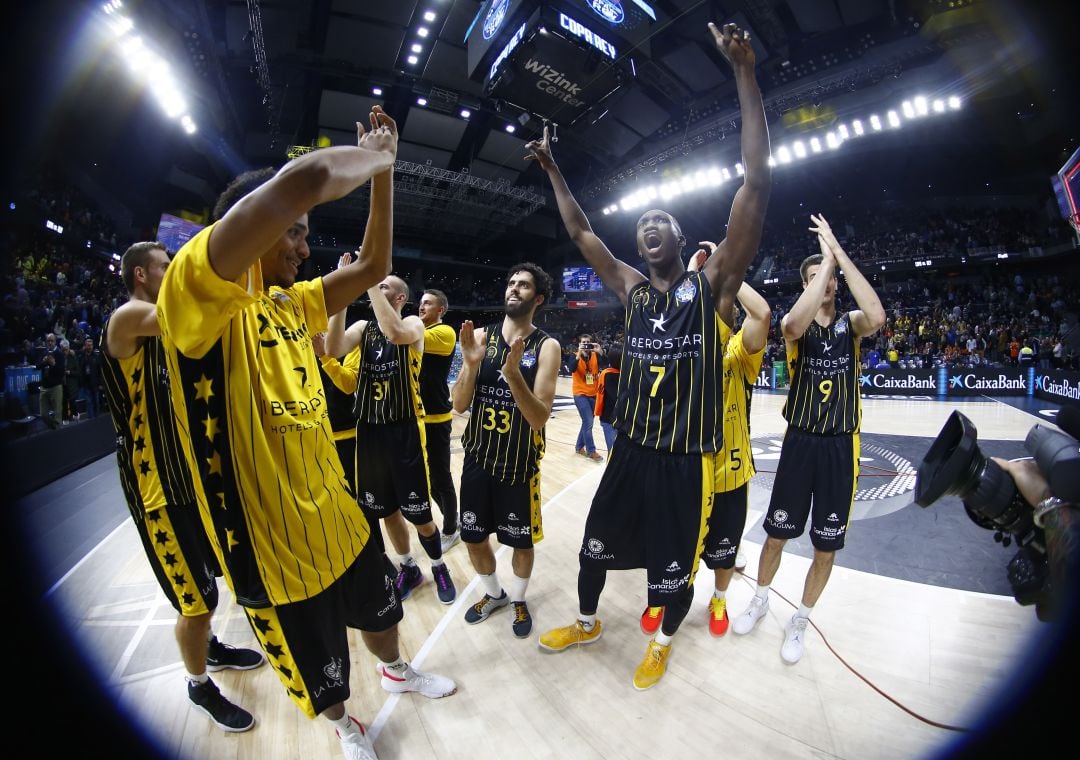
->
[708,596,729,637]
[394,563,424,601]
[732,594,769,635]
[734,551,747,572]
[378,663,457,698]
[205,637,265,672]
[632,640,671,691]
[640,606,664,635]
[464,591,509,624]
[431,563,456,605]
[440,529,461,553]
[781,615,810,664]
[187,678,255,732]
[511,601,533,638]
[538,619,603,652]
[337,716,378,760]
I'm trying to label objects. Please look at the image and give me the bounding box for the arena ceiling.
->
[11,0,1080,260]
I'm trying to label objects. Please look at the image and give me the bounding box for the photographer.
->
[571,334,605,462]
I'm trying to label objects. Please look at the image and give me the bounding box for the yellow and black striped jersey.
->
[420,322,456,424]
[614,271,724,453]
[783,312,861,435]
[714,325,765,493]
[461,325,549,484]
[354,320,424,424]
[157,223,372,609]
[100,327,197,513]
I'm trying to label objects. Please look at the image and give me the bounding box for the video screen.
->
[157,213,205,255]
[562,265,604,292]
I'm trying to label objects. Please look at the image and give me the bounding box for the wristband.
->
[1033,496,1070,529]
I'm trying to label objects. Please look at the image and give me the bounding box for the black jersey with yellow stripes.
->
[100,326,197,513]
[461,325,549,484]
[614,271,724,454]
[420,322,456,421]
[783,311,861,434]
[353,319,424,424]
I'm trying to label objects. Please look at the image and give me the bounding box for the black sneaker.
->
[511,601,533,638]
[432,563,457,605]
[188,678,256,732]
[206,637,266,671]
[395,563,425,601]
[463,592,509,624]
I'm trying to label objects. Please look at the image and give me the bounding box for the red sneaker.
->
[709,596,729,637]
[640,606,664,635]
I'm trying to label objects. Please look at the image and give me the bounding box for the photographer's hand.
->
[991,457,1052,507]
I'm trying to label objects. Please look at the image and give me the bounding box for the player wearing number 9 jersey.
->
[453,263,560,639]
[732,214,885,665]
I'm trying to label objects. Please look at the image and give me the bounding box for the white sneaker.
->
[732,594,769,635]
[337,717,378,760]
[781,615,809,664]
[440,530,461,553]
[734,551,747,572]
[379,663,457,698]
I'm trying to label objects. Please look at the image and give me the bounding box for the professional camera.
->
[914,409,1080,620]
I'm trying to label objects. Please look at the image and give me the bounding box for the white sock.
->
[713,589,726,600]
[578,614,596,631]
[796,603,813,620]
[399,553,416,567]
[508,573,529,603]
[479,572,503,599]
[654,631,673,646]
[755,584,770,600]
[431,558,445,568]
[186,671,208,686]
[327,711,359,736]
[379,657,407,674]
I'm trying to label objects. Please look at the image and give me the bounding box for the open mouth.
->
[643,229,662,249]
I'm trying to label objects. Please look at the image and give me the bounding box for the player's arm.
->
[781,237,835,340]
[313,333,360,394]
[503,337,561,431]
[104,300,159,359]
[451,321,486,414]
[736,282,771,354]
[810,214,885,338]
[526,128,645,305]
[324,251,367,357]
[367,286,425,347]
[207,106,396,285]
[701,22,772,323]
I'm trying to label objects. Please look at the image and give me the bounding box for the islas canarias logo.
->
[483,0,510,40]
[589,0,625,24]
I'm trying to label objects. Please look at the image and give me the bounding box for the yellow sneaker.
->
[633,640,671,691]
[538,620,603,652]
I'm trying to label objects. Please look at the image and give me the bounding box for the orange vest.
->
[572,352,600,397]
[594,367,619,417]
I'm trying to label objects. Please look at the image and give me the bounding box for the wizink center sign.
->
[1034,370,1080,404]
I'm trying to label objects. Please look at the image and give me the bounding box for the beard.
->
[504,296,535,319]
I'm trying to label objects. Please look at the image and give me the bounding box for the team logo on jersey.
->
[587,538,605,553]
[486,344,499,359]
[665,561,681,572]
[827,512,839,521]
[772,509,789,523]
[632,289,647,306]
[834,317,848,335]
[821,342,833,354]
[520,349,537,368]
[408,491,418,499]
[648,313,669,333]
[674,278,697,304]
[462,510,477,526]
[271,291,290,303]
[364,492,375,505]
[507,512,519,521]
[323,657,344,684]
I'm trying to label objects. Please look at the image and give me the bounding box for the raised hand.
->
[459,320,485,365]
[524,125,555,171]
[311,331,327,357]
[688,240,718,272]
[337,251,355,270]
[358,105,398,158]
[809,213,841,253]
[503,335,525,373]
[708,22,755,69]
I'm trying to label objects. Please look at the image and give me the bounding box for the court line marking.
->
[367,466,602,741]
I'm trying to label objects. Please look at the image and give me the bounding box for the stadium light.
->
[505,124,516,133]
[887,110,901,128]
[902,100,915,119]
[417,27,430,37]
[423,10,436,22]
[735,163,744,176]
[407,55,419,65]
[914,95,928,116]
[416,97,428,106]
[826,131,839,149]
[411,44,422,53]
[776,146,792,164]
[933,98,946,113]
[810,136,822,153]
[852,119,864,136]
[870,114,882,131]
[459,108,471,119]
[792,140,806,159]
[948,95,962,110]
[372,87,383,96]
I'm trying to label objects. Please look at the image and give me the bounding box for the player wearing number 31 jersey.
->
[732,213,885,666]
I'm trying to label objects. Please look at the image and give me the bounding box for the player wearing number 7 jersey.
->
[452,263,560,639]
[731,213,885,665]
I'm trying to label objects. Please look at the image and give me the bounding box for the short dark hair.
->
[424,289,449,311]
[800,253,825,284]
[212,167,277,222]
[607,345,622,370]
[508,262,552,306]
[121,241,167,294]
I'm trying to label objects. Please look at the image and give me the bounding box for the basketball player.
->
[156,107,456,760]
[530,21,771,689]
[640,243,771,638]
[101,241,265,733]
[731,214,885,665]
[324,274,458,606]
[451,263,560,638]
[417,289,462,552]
